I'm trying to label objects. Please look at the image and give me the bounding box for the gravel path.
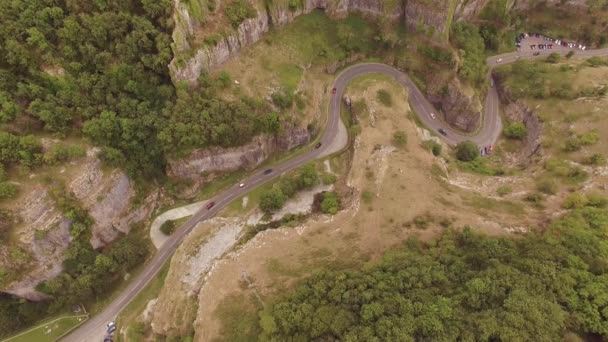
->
[150,201,208,249]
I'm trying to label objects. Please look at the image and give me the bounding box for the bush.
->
[563,192,588,209]
[224,0,256,27]
[392,131,407,148]
[566,50,575,59]
[260,188,287,213]
[583,153,606,166]
[160,220,176,236]
[44,145,86,165]
[586,192,608,208]
[503,122,527,140]
[587,56,608,67]
[321,173,337,185]
[496,185,512,196]
[423,140,442,156]
[537,178,558,195]
[455,140,478,162]
[0,182,17,200]
[298,163,319,188]
[376,89,392,107]
[546,53,561,64]
[271,88,294,109]
[320,191,340,215]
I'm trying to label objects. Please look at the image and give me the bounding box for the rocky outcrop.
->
[2,149,158,300]
[427,77,482,132]
[168,127,310,179]
[404,0,454,37]
[170,0,407,83]
[493,73,543,162]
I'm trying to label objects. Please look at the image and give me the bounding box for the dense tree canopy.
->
[260,197,608,341]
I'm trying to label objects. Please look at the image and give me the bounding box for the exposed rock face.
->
[404,0,453,38]
[168,127,310,179]
[493,73,543,162]
[170,0,407,83]
[2,150,158,300]
[427,77,482,132]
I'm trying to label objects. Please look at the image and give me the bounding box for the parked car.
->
[533,52,540,56]
[239,183,245,188]
[430,112,436,119]
[438,128,447,136]
[315,142,322,149]
[332,87,337,94]
[206,201,215,209]
[496,58,503,63]
[514,55,521,59]
[264,169,273,175]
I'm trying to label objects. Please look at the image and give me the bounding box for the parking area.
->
[516,32,587,52]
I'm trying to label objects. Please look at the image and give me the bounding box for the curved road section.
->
[64,46,608,342]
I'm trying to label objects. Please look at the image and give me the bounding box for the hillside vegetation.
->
[259,197,608,340]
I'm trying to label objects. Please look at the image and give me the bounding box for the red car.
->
[332,87,337,94]
[206,201,215,209]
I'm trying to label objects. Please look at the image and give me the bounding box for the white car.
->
[496,58,503,63]
[239,183,245,188]
[514,55,521,59]
[430,112,436,119]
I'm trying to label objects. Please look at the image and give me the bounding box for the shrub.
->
[160,220,176,236]
[392,131,407,148]
[563,192,588,209]
[0,182,17,200]
[431,143,442,156]
[503,122,527,140]
[361,190,373,204]
[583,153,606,166]
[321,173,337,185]
[422,140,442,156]
[271,88,294,109]
[496,185,512,196]
[260,188,287,213]
[566,50,575,59]
[546,53,561,64]
[376,89,392,107]
[298,163,319,188]
[224,0,256,27]
[562,137,581,152]
[43,145,86,165]
[579,131,599,145]
[537,178,558,195]
[320,191,340,215]
[586,192,608,208]
[455,140,479,162]
[587,56,608,67]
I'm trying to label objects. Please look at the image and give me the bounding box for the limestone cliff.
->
[1,149,158,300]
[170,0,408,83]
[168,127,310,179]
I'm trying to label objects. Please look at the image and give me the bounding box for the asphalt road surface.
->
[63,45,608,342]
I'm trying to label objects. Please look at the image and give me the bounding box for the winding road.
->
[63,45,608,342]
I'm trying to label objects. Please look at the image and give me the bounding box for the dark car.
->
[315,142,322,149]
[533,52,540,56]
[438,128,447,136]
[332,87,337,94]
[263,169,273,175]
[206,201,215,209]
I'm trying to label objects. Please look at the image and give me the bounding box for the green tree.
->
[260,188,287,213]
[320,192,340,215]
[503,122,527,139]
[455,140,479,162]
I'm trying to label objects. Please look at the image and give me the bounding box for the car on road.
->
[239,183,245,188]
[438,128,447,136]
[430,112,436,119]
[206,201,215,209]
[496,58,503,63]
[315,142,322,149]
[263,169,273,175]
[489,144,494,152]
[514,55,521,59]
[533,52,540,56]
[332,87,337,94]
